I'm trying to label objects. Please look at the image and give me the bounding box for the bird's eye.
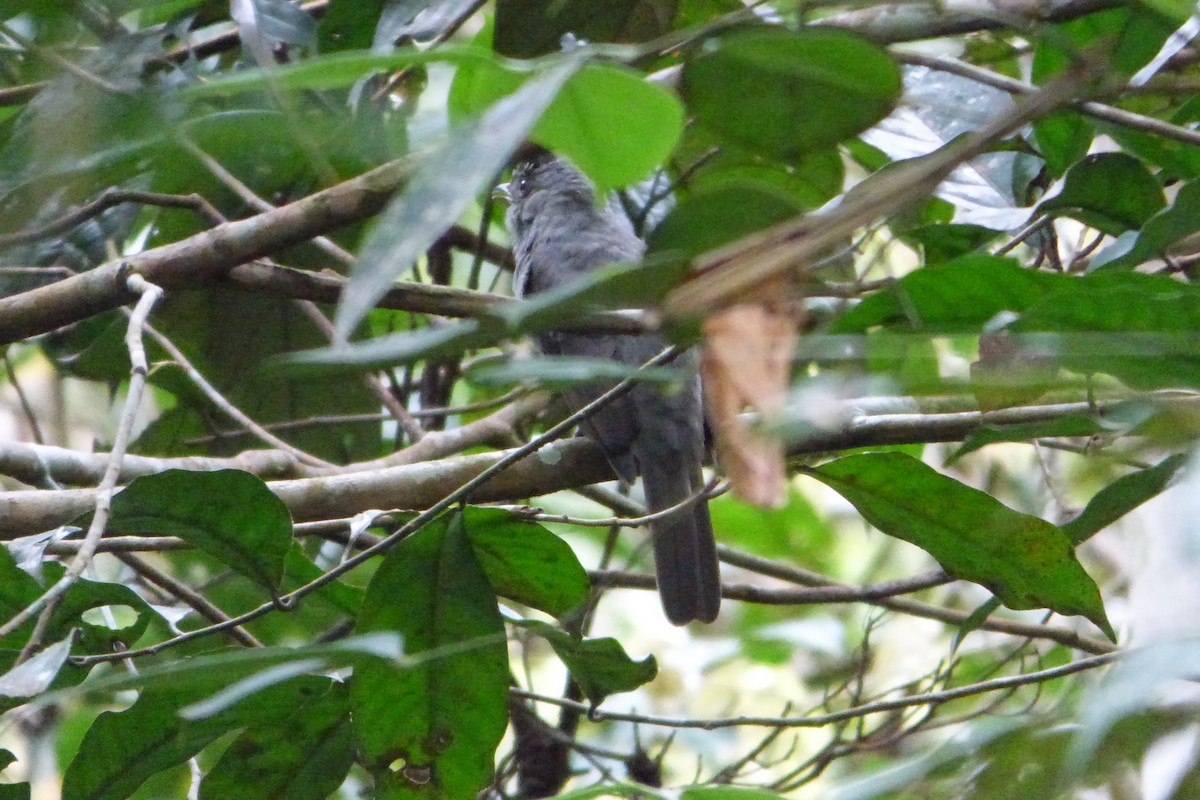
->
[516,176,531,195]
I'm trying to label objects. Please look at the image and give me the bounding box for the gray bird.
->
[500,156,721,625]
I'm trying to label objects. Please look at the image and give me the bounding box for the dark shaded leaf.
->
[1093,179,1200,269]
[62,675,332,800]
[681,28,900,161]
[1033,111,1094,177]
[1037,153,1165,234]
[0,548,155,685]
[199,683,354,800]
[282,544,364,617]
[104,469,293,594]
[898,223,1002,262]
[647,181,801,260]
[318,0,384,51]
[494,0,677,58]
[808,453,1112,636]
[351,511,508,799]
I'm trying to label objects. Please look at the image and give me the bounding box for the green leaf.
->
[62,635,403,700]
[1140,0,1198,20]
[0,549,155,685]
[1060,454,1188,544]
[335,55,585,337]
[952,597,1003,652]
[0,785,30,800]
[183,44,499,98]
[351,511,509,799]
[1093,178,1200,269]
[517,620,657,705]
[899,223,1002,263]
[646,181,802,260]
[681,28,900,161]
[279,320,496,375]
[282,543,365,617]
[104,469,293,594]
[681,143,845,211]
[62,675,332,800]
[1033,111,1095,177]
[467,356,681,389]
[451,59,685,192]
[533,63,685,193]
[199,683,354,800]
[832,255,1073,333]
[682,788,789,799]
[0,749,15,774]
[807,453,1113,637]
[458,507,589,616]
[1037,153,1165,234]
[1011,283,1200,390]
[317,0,383,51]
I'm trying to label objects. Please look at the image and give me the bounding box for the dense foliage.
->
[2,1,1200,798]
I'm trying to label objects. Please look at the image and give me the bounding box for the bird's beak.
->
[492,182,512,202]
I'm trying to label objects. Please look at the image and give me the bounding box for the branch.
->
[70,347,679,663]
[819,0,1123,44]
[220,261,648,334]
[0,395,1167,536]
[0,274,162,644]
[0,157,417,343]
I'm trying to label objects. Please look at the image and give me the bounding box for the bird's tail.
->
[641,460,721,625]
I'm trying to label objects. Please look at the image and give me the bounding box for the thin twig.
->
[116,553,264,648]
[293,301,426,442]
[895,49,1200,148]
[512,649,1119,730]
[0,21,127,93]
[71,348,681,665]
[141,322,337,469]
[0,189,225,248]
[177,135,356,266]
[1,273,162,650]
[4,348,44,445]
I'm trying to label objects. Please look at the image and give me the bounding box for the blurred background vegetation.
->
[3,1,1200,798]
